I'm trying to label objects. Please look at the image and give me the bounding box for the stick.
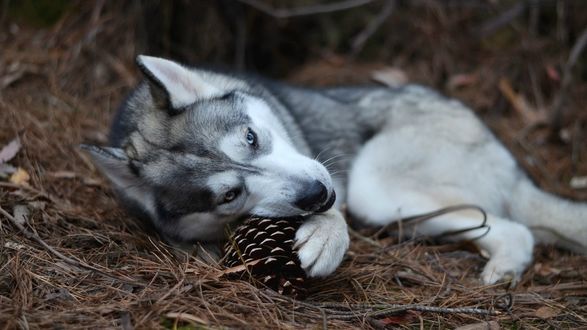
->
[313,302,501,319]
[477,1,526,37]
[350,0,396,56]
[236,0,375,18]
[550,25,587,131]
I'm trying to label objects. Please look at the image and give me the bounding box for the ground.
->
[1,2,586,329]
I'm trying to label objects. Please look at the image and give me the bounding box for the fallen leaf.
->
[4,241,26,250]
[545,64,560,82]
[498,78,546,126]
[534,263,562,277]
[9,167,30,186]
[28,201,46,210]
[534,306,562,319]
[47,171,78,179]
[371,67,409,88]
[455,321,500,330]
[12,204,30,226]
[165,312,208,325]
[0,137,21,163]
[570,176,587,189]
[448,73,478,90]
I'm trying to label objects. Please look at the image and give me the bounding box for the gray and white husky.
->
[84,55,587,284]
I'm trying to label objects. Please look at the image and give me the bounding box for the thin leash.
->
[373,204,490,242]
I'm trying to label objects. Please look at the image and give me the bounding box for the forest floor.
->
[1,2,586,329]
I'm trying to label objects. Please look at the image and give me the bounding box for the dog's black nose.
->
[294,180,329,211]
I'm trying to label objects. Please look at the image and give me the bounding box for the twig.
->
[350,0,396,56]
[236,0,375,18]
[0,205,142,286]
[550,25,587,131]
[348,227,382,248]
[312,302,501,319]
[477,1,527,38]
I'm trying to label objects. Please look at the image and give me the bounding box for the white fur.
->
[242,97,334,217]
[137,55,221,108]
[346,99,540,285]
[294,208,350,277]
[176,212,237,242]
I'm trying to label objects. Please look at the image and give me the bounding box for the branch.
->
[550,25,587,131]
[477,1,527,37]
[350,0,396,56]
[236,0,375,18]
[314,302,501,319]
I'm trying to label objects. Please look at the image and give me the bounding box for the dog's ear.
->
[80,144,140,189]
[136,55,221,111]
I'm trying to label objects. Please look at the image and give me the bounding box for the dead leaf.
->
[47,171,78,179]
[498,78,546,126]
[28,201,46,210]
[4,241,26,250]
[165,312,208,325]
[371,67,409,88]
[455,321,500,330]
[545,65,561,82]
[12,204,30,226]
[534,306,562,319]
[9,167,30,186]
[0,137,21,163]
[570,176,587,189]
[534,263,562,277]
[83,177,103,186]
[448,73,478,90]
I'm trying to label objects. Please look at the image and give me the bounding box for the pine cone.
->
[223,216,307,299]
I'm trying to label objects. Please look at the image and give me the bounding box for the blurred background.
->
[1,0,586,197]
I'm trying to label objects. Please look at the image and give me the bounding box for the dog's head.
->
[83,56,334,242]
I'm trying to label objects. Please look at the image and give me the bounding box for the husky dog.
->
[84,55,587,284]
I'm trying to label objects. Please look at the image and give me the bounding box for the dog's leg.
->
[348,176,534,285]
[411,209,534,285]
[295,208,350,277]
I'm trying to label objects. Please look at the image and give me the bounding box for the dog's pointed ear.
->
[136,55,221,111]
[80,144,140,189]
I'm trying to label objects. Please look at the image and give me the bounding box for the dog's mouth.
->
[316,190,336,213]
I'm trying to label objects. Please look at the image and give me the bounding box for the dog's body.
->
[85,56,587,284]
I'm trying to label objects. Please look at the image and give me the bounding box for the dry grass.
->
[1,2,586,329]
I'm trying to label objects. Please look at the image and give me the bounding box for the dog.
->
[83,55,587,284]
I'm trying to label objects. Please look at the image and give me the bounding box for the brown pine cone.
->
[223,216,307,299]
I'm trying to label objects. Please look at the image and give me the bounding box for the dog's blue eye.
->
[246,128,257,146]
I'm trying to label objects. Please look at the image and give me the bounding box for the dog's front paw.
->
[295,209,349,277]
